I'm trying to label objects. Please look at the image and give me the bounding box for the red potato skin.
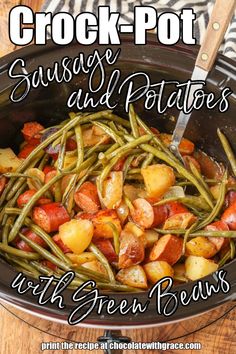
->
[149,234,183,265]
[224,191,236,209]
[205,220,229,251]
[21,122,44,145]
[74,181,100,213]
[118,232,145,269]
[32,203,70,233]
[15,229,47,252]
[152,204,169,227]
[18,144,35,159]
[93,239,118,263]
[0,176,7,195]
[78,209,121,238]
[52,234,71,253]
[221,201,236,230]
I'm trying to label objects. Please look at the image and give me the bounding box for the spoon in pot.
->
[170,0,236,163]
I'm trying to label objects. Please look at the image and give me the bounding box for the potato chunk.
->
[59,219,93,254]
[141,164,175,199]
[163,212,197,230]
[185,255,218,280]
[102,171,123,209]
[143,261,174,284]
[118,232,145,269]
[116,265,148,289]
[0,148,21,173]
[185,237,217,258]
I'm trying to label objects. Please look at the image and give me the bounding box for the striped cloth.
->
[42,0,236,60]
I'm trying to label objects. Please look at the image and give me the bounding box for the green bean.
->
[8,156,96,241]
[57,130,67,172]
[73,265,109,283]
[2,216,15,245]
[230,240,235,259]
[30,261,55,275]
[74,124,84,167]
[18,233,77,273]
[0,243,41,260]
[189,160,214,199]
[154,195,211,211]
[107,222,120,255]
[140,143,214,208]
[154,229,186,235]
[100,112,130,128]
[38,154,49,170]
[88,243,115,283]
[136,115,176,159]
[217,128,236,176]
[182,222,198,254]
[7,256,40,276]
[4,207,69,264]
[123,155,135,180]
[97,135,152,196]
[141,153,154,168]
[189,230,236,238]
[92,121,124,146]
[218,250,231,267]
[0,181,26,224]
[129,104,140,138]
[196,171,227,230]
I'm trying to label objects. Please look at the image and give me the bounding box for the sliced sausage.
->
[32,202,70,233]
[18,144,35,159]
[149,234,183,265]
[16,229,47,252]
[93,239,118,263]
[205,220,229,251]
[130,198,154,229]
[74,181,100,213]
[21,122,44,145]
[221,201,236,230]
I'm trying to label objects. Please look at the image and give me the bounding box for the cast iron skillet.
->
[0,34,235,328]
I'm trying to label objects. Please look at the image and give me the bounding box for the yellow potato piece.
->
[186,236,217,258]
[82,260,107,276]
[102,171,123,209]
[67,252,97,265]
[143,261,174,284]
[141,164,175,199]
[185,255,218,281]
[163,212,196,230]
[0,148,21,173]
[59,219,93,255]
[116,265,148,289]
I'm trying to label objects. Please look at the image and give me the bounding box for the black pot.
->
[0,34,235,329]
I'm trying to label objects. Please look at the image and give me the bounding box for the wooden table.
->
[0,1,235,353]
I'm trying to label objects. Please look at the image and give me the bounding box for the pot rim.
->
[0,34,235,327]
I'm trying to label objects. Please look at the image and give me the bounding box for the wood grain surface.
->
[0,1,235,353]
